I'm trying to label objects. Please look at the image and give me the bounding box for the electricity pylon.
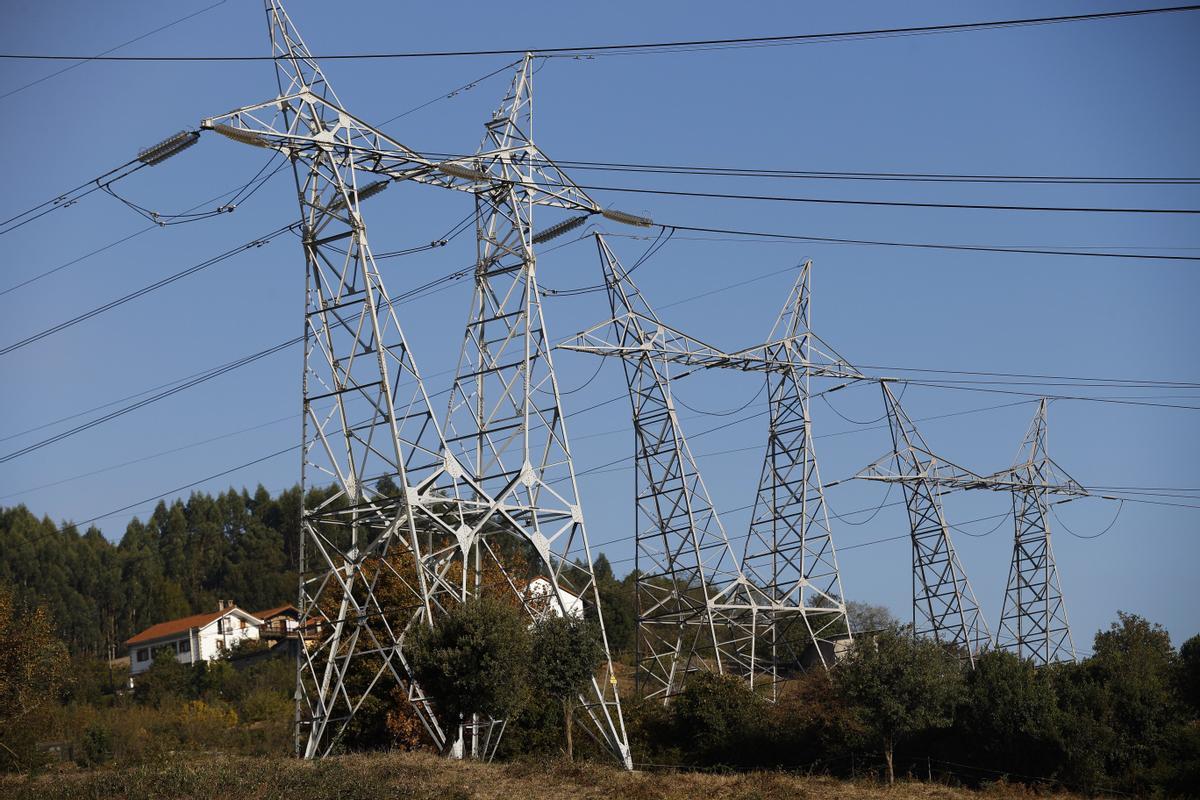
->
[437,56,632,765]
[994,399,1085,665]
[564,240,858,698]
[742,261,858,681]
[857,383,992,664]
[567,235,761,700]
[201,0,639,766]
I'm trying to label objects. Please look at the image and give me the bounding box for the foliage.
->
[845,600,899,634]
[0,486,299,658]
[1179,633,1200,715]
[408,597,533,731]
[671,672,767,767]
[134,648,192,707]
[0,587,71,726]
[949,649,1063,778]
[834,626,964,784]
[530,615,606,760]
[1088,611,1184,790]
[2,485,1197,794]
[0,749,1097,800]
[75,723,114,768]
[590,555,636,656]
[0,588,71,771]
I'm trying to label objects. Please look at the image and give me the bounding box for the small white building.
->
[125,604,263,678]
[524,577,585,621]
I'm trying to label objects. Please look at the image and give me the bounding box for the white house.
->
[125,603,263,678]
[524,577,585,621]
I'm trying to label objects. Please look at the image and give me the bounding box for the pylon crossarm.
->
[203,105,603,211]
[562,322,866,378]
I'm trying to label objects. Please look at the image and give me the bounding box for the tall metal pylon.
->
[742,261,857,681]
[568,235,763,700]
[565,242,860,698]
[438,55,632,766]
[858,383,992,664]
[201,1,639,766]
[994,399,1085,664]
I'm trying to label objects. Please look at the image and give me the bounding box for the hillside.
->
[0,751,1080,800]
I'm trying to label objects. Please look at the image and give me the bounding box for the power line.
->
[2,5,1196,61]
[567,181,1200,215]
[480,155,1200,186]
[0,155,285,299]
[0,160,147,237]
[0,338,300,465]
[0,412,297,501]
[0,1,228,100]
[899,380,1200,411]
[67,445,298,531]
[654,223,1200,262]
[0,223,295,358]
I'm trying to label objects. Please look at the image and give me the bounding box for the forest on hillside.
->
[2,486,1198,795]
[0,487,300,655]
[0,484,643,657]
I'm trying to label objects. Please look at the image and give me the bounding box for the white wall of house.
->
[129,632,198,676]
[525,577,585,620]
[196,610,261,661]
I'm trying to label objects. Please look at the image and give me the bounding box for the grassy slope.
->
[1,751,1079,800]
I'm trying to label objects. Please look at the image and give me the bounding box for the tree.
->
[1090,611,1182,787]
[531,615,605,761]
[135,647,193,707]
[590,554,635,656]
[1177,633,1200,716]
[952,649,1062,777]
[0,589,70,726]
[834,627,964,784]
[407,597,532,755]
[0,589,71,770]
[846,601,899,634]
[671,672,766,767]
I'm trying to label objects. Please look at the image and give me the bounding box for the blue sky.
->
[1,1,1197,648]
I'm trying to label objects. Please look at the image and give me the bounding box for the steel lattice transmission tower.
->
[858,383,992,664]
[742,260,858,679]
[201,1,640,765]
[437,56,634,765]
[994,399,1085,664]
[568,235,761,700]
[565,242,859,697]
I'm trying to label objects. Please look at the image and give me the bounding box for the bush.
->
[671,672,766,768]
[75,723,113,767]
[408,597,532,735]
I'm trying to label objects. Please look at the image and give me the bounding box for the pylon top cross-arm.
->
[199,5,609,214]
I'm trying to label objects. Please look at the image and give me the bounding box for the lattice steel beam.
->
[567,235,763,700]
[741,261,856,683]
[202,1,633,766]
[858,383,991,664]
[439,57,631,766]
[994,399,1084,665]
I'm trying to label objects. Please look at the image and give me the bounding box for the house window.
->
[217,618,224,633]
[136,648,149,662]
[178,638,190,654]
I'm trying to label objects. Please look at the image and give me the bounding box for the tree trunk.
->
[884,737,895,785]
[564,699,574,762]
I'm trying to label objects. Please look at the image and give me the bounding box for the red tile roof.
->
[253,604,298,620]
[124,607,259,646]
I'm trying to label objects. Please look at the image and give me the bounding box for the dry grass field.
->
[0,750,1082,800]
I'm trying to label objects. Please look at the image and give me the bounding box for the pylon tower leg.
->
[743,261,853,690]
[996,399,1078,664]
[441,59,632,767]
[879,383,991,664]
